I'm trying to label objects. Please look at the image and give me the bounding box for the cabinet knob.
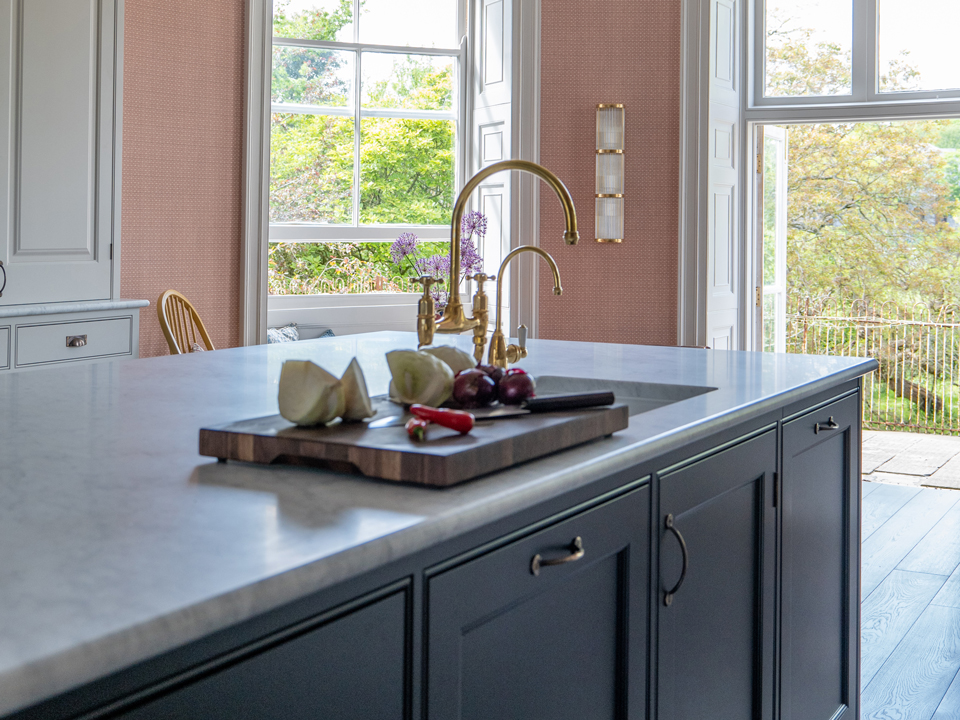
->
[66,335,87,348]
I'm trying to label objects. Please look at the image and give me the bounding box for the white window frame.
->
[679,0,960,349]
[243,0,540,344]
[270,14,467,243]
[753,0,960,109]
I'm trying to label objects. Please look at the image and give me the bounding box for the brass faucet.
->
[488,246,562,369]
[415,276,442,348]
[436,160,579,337]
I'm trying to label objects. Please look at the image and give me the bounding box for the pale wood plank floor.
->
[861,482,960,719]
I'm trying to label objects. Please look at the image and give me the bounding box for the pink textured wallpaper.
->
[121,0,246,358]
[538,0,680,346]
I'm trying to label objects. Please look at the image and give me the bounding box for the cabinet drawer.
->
[783,393,859,457]
[16,317,132,367]
[0,326,8,369]
[115,586,409,719]
[427,483,649,720]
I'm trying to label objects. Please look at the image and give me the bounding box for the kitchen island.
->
[0,333,877,720]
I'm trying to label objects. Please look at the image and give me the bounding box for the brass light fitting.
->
[596,104,624,243]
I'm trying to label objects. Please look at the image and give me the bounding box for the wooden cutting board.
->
[199,397,629,487]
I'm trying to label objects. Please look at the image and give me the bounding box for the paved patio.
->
[864,430,960,489]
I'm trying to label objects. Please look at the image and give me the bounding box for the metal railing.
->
[787,297,960,435]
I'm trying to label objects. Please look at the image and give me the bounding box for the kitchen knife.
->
[365,391,616,429]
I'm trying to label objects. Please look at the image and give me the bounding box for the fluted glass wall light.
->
[596,104,624,243]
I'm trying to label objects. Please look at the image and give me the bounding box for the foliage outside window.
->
[765,28,960,311]
[269,0,460,295]
[761,0,960,101]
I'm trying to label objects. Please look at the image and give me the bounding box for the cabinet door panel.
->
[115,588,409,720]
[658,430,776,720]
[781,394,859,720]
[428,484,649,720]
[0,0,116,306]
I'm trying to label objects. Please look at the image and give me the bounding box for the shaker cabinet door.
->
[0,0,118,307]
[657,429,777,720]
[111,586,410,720]
[427,483,650,720]
[780,393,860,720]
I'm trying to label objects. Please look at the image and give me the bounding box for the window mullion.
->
[851,0,872,102]
[351,0,361,229]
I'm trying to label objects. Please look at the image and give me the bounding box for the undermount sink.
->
[535,376,717,417]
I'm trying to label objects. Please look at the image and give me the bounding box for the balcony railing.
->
[787,297,960,436]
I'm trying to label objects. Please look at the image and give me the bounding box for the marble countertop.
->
[0,299,150,319]
[0,333,877,715]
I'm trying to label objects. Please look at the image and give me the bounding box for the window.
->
[747,0,960,354]
[757,0,960,105]
[269,0,463,296]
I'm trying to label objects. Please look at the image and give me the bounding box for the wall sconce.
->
[596,103,624,244]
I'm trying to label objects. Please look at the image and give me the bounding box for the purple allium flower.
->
[460,210,487,240]
[460,237,484,276]
[390,232,419,265]
[424,254,451,279]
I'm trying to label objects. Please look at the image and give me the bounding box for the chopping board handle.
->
[525,391,615,413]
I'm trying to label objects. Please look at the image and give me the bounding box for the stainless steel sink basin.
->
[535,376,717,417]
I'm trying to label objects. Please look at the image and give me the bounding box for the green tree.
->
[767,31,960,309]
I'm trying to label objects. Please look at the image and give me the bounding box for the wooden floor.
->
[861,482,960,719]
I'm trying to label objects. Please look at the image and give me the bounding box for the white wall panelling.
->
[0,325,8,369]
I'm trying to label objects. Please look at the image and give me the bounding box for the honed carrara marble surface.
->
[0,333,877,715]
[0,299,150,318]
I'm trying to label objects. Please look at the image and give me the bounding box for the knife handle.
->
[524,391,616,413]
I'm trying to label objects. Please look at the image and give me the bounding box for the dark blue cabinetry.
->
[8,388,862,720]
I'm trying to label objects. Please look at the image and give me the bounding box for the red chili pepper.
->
[406,417,430,442]
[410,404,475,434]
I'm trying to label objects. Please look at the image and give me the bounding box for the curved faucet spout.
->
[489,245,562,368]
[437,160,578,334]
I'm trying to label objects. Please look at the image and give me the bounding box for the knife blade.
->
[365,391,615,429]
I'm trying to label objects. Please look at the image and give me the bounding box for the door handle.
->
[663,514,689,606]
[814,416,840,434]
[530,536,585,576]
[0,259,5,297]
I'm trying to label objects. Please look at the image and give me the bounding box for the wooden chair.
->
[157,290,215,355]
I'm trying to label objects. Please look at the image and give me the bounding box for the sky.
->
[768,0,960,92]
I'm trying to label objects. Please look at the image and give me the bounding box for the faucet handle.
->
[470,273,494,291]
[415,275,442,294]
[506,324,529,364]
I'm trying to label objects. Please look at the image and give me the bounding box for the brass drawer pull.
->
[66,335,87,348]
[663,514,689,607]
[814,416,840,434]
[530,536,585,576]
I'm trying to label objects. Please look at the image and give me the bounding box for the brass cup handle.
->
[815,416,840,434]
[66,335,87,348]
[530,536,585,576]
[663,514,689,606]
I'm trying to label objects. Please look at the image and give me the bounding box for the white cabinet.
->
[0,0,147,371]
[0,301,142,371]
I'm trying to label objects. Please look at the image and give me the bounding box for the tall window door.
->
[745,0,960,351]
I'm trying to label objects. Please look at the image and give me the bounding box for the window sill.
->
[267,292,471,337]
